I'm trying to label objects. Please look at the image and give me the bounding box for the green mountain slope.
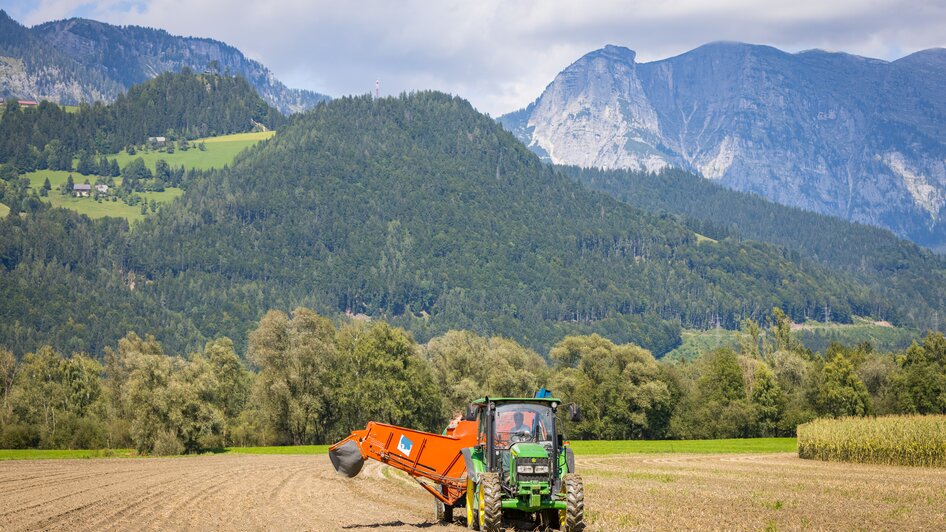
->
[0,92,926,357]
[125,93,901,354]
[0,208,203,355]
[563,166,946,332]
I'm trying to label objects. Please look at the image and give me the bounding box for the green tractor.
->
[458,394,585,531]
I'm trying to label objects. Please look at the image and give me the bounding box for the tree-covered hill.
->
[563,166,946,331]
[0,92,930,357]
[124,93,903,354]
[0,208,204,355]
[0,70,285,172]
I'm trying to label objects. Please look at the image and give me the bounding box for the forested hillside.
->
[129,92,916,355]
[564,166,946,331]
[0,70,285,172]
[0,91,934,357]
[0,209,204,355]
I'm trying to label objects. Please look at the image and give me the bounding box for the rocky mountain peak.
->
[587,44,637,64]
[895,48,946,69]
[0,13,328,114]
[500,43,946,250]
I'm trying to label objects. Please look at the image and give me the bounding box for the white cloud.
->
[3,0,945,115]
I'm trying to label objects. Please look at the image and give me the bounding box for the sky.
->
[3,0,945,115]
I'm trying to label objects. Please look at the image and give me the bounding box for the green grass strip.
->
[0,438,796,460]
[0,449,136,460]
[569,437,797,455]
[223,445,330,455]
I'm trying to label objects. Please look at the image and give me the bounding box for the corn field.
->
[798,415,946,467]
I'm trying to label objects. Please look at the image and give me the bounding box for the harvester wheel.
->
[436,484,454,523]
[478,472,503,532]
[562,473,585,531]
[436,499,453,523]
[466,477,479,530]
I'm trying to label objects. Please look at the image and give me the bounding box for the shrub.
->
[0,423,40,448]
[152,430,184,456]
[798,415,946,467]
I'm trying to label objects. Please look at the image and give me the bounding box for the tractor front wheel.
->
[562,473,585,531]
[478,472,503,532]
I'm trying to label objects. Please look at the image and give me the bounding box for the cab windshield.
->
[492,403,554,448]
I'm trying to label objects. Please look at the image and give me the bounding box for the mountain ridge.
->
[0,10,328,114]
[500,42,946,250]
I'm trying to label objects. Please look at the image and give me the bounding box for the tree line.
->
[2,306,943,453]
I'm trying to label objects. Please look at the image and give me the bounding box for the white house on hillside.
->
[73,183,91,197]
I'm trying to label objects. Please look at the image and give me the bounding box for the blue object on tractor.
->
[534,388,552,398]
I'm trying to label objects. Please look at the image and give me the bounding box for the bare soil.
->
[0,452,943,531]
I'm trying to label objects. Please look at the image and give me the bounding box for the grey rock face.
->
[0,11,328,114]
[500,43,946,250]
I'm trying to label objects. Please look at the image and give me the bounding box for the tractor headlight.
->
[517,465,534,474]
[534,465,549,474]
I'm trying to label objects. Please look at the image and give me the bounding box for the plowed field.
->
[1,452,944,530]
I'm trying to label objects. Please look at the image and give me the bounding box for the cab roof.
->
[470,397,562,406]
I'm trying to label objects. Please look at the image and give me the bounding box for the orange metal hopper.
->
[328,419,479,504]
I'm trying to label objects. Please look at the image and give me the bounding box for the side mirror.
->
[567,403,582,422]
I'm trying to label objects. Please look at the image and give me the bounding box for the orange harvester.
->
[328,419,479,504]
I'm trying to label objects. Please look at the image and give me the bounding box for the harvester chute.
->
[329,419,478,504]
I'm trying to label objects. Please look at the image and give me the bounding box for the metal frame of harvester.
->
[329,392,585,531]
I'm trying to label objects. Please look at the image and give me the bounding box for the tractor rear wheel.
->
[562,474,585,531]
[478,472,503,532]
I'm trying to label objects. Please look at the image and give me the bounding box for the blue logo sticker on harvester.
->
[397,435,413,457]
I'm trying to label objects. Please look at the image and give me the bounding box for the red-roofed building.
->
[17,100,39,108]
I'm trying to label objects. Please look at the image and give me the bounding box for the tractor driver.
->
[509,411,532,443]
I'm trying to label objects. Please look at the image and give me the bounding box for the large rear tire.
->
[563,474,585,532]
[478,472,503,532]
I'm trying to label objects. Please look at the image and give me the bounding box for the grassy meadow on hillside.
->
[19,131,274,221]
[22,170,183,222]
[663,317,921,361]
[108,130,275,172]
[0,202,9,217]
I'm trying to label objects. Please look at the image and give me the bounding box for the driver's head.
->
[513,412,524,426]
